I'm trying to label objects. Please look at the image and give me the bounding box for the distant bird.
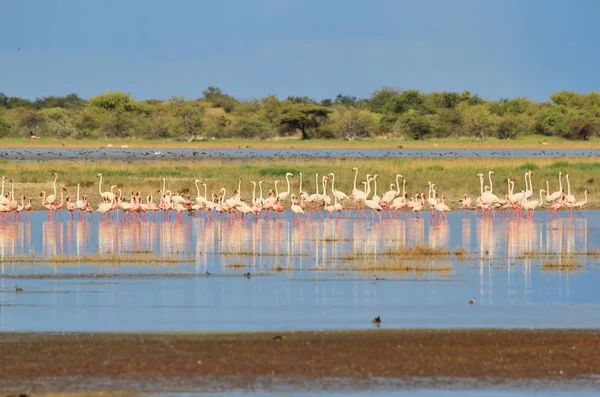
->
[372,315,382,324]
[15,285,23,292]
[469,297,476,305]
[29,131,39,139]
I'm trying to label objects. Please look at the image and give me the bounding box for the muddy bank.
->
[2,329,600,393]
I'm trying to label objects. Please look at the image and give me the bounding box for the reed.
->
[344,260,454,274]
[541,260,584,271]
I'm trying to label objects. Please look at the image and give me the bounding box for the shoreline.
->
[2,329,600,393]
[0,136,599,150]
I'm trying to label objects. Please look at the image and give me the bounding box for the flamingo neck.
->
[558,173,563,191]
[353,169,358,191]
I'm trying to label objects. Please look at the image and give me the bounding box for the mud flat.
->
[2,329,600,393]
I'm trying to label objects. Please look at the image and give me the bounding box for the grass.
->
[541,260,584,272]
[344,260,454,274]
[1,156,599,209]
[519,250,600,258]
[340,245,470,260]
[0,134,598,149]
[0,253,194,264]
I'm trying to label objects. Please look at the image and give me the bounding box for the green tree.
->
[168,97,204,139]
[202,86,238,112]
[561,112,600,140]
[277,102,330,139]
[399,111,435,140]
[0,113,17,138]
[39,107,76,138]
[459,104,496,139]
[533,105,568,136]
[494,114,528,140]
[330,107,379,139]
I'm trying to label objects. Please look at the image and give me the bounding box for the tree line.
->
[0,87,599,141]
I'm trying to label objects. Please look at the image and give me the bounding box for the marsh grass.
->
[542,260,584,271]
[0,253,194,264]
[340,245,453,260]
[344,260,454,274]
[2,156,599,209]
[225,263,250,268]
[519,249,600,259]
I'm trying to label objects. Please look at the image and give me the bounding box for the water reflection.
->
[0,211,598,332]
[0,212,593,272]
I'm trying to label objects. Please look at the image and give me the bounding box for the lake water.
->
[0,210,598,332]
[1,147,599,160]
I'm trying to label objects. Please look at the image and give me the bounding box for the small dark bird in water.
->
[15,285,23,292]
[373,274,384,281]
[372,316,381,324]
[244,272,251,278]
[469,297,476,305]
[205,271,211,276]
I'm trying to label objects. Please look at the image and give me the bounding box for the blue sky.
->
[0,0,598,101]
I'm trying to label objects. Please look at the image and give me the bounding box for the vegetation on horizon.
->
[1,88,600,141]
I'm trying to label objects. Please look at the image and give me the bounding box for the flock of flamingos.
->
[0,168,590,222]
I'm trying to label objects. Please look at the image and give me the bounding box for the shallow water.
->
[0,211,599,332]
[1,147,599,160]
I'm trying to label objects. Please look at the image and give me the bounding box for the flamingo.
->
[45,172,59,207]
[277,172,293,203]
[371,174,381,205]
[0,176,9,206]
[572,190,589,213]
[290,194,304,219]
[524,171,534,199]
[40,191,54,213]
[53,188,66,213]
[305,174,320,208]
[194,179,207,205]
[364,176,383,220]
[75,183,86,212]
[382,174,402,205]
[411,194,425,218]
[328,172,349,204]
[24,197,32,213]
[97,173,115,203]
[547,172,563,202]
[521,189,544,220]
[459,194,472,210]
[565,174,576,205]
[351,167,366,206]
[434,195,451,221]
[8,180,18,211]
[321,176,331,206]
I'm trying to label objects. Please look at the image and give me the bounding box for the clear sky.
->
[1,0,598,101]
